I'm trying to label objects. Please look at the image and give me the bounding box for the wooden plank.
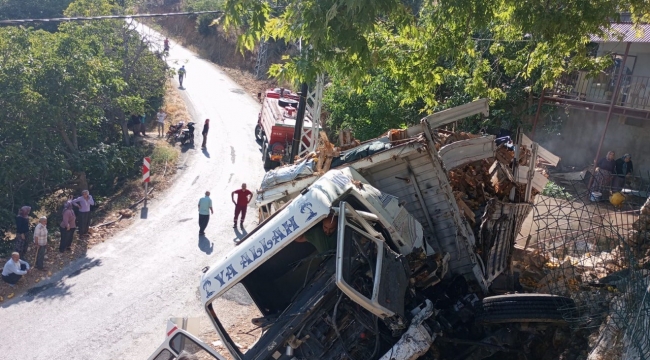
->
[521,134,560,166]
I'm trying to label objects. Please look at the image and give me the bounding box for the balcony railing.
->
[548,71,650,111]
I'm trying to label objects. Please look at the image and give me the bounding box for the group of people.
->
[2,190,95,287]
[592,151,634,195]
[197,183,253,236]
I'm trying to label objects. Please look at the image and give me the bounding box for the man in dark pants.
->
[2,252,30,287]
[201,119,209,149]
[232,183,253,229]
[613,154,634,193]
[198,191,213,235]
[72,190,95,237]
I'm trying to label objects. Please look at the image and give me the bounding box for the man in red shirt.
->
[231,183,253,229]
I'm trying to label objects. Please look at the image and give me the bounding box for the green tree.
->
[0,0,168,238]
[223,0,650,111]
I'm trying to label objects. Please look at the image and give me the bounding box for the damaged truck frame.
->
[151,100,575,360]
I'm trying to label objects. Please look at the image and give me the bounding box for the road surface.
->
[0,23,265,359]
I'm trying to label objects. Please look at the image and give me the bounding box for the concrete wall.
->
[535,107,650,176]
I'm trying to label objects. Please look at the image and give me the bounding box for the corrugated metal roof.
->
[590,23,650,43]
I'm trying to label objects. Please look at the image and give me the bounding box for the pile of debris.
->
[441,133,547,222]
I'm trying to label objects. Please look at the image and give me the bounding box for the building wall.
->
[535,107,650,175]
[598,42,650,77]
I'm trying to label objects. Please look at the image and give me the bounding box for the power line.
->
[0,10,224,25]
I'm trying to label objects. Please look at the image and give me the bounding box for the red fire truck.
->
[255,88,317,171]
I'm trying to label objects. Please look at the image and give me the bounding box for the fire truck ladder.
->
[255,37,269,79]
[297,73,325,158]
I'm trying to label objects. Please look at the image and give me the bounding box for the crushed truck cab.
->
[201,168,445,359]
[183,99,569,360]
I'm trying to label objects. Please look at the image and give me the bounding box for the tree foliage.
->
[0,0,168,236]
[223,0,650,111]
[183,0,226,35]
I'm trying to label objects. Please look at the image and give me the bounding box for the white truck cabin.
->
[199,168,430,360]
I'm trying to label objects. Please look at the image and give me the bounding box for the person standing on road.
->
[198,191,213,235]
[2,252,30,287]
[178,65,186,88]
[163,38,170,52]
[33,217,48,271]
[201,119,209,149]
[72,190,94,237]
[60,200,76,252]
[14,206,31,259]
[156,110,167,137]
[232,183,253,229]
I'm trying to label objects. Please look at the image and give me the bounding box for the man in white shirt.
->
[33,216,48,270]
[2,252,30,287]
[156,110,167,137]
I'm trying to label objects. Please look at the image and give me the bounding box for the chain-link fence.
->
[519,171,650,359]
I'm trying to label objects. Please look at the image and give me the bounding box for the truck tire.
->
[262,143,274,171]
[255,124,264,142]
[476,294,575,325]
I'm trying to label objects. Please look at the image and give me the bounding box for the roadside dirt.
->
[0,82,187,302]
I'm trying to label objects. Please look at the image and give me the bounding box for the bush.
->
[541,181,572,200]
[183,0,225,35]
[151,143,179,174]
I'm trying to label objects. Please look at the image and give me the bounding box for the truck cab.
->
[199,168,451,359]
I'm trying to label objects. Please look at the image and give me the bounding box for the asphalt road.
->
[0,23,266,359]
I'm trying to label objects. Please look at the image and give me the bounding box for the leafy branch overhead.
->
[223,0,650,108]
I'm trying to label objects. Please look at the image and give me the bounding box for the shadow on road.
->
[198,235,213,255]
[233,227,248,244]
[1,257,103,308]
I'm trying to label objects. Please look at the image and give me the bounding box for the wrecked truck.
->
[151,100,575,360]
[194,102,576,360]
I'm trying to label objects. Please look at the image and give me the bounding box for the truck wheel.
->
[262,142,268,161]
[255,124,264,142]
[263,149,275,171]
[476,294,575,325]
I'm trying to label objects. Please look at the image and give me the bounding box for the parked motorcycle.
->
[179,122,195,145]
[166,121,185,141]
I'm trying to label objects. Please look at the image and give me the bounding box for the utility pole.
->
[290,83,309,163]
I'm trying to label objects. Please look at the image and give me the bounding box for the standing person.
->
[156,110,167,137]
[2,252,30,287]
[593,150,616,194]
[163,38,170,52]
[198,191,213,235]
[130,114,141,137]
[178,65,186,88]
[33,217,48,271]
[139,113,147,136]
[60,200,76,252]
[14,206,31,259]
[72,190,95,237]
[231,183,253,229]
[201,119,210,149]
[613,154,634,193]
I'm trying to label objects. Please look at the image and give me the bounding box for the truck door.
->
[335,202,409,320]
[148,321,225,360]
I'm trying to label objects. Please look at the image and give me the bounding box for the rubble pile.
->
[445,139,544,215]
[631,197,650,266]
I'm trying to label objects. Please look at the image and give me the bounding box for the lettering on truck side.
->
[202,215,302,299]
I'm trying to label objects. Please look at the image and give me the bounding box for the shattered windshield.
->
[210,284,263,355]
